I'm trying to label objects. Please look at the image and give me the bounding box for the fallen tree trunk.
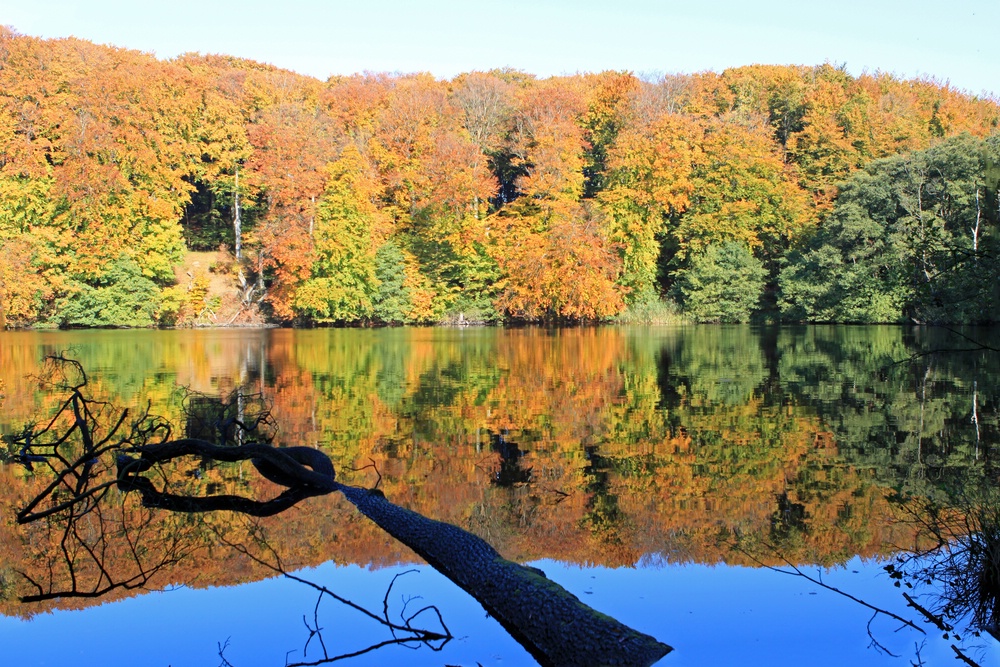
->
[339,484,671,667]
[120,441,672,665]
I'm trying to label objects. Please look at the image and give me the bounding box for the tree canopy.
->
[1,29,998,326]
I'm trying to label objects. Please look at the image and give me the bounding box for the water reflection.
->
[9,354,671,666]
[1,325,999,664]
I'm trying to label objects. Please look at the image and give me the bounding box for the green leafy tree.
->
[780,134,1000,323]
[293,146,383,323]
[57,258,162,328]
[372,241,411,324]
[674,242,766,323]
[778,198,908,323]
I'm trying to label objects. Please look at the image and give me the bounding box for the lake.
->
[0,325,998,666]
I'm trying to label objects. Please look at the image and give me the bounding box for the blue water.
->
[2,556,993,666]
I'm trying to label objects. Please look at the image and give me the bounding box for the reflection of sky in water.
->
[3,557,996,666]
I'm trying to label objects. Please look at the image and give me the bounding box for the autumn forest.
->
[1,27,999,328]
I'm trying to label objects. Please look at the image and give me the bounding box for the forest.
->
[1,27,999,328]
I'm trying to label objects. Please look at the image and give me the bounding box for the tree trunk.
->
[234,167,243,262]
[339,484,672,667]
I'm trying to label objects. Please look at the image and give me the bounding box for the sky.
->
[1,0,998,97]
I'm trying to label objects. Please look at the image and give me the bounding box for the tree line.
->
[1,27,998,327]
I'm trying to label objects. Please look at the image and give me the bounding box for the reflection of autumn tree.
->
[300,326,918,566]
[7,356,672,666]
[568,326,983,566]
[0,360,274,615]
[2,325,997,606]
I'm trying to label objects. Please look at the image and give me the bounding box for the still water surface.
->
[0,325,998,665]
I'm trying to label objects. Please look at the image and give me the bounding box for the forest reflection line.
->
[0,325,995,618]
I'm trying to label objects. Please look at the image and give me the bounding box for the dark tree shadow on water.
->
[727,484,1000,667]
[216,518,453,666]
[5,356,671,667]
[886,490,1000,657]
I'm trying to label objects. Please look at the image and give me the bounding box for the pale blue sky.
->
[2,0,997,97]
